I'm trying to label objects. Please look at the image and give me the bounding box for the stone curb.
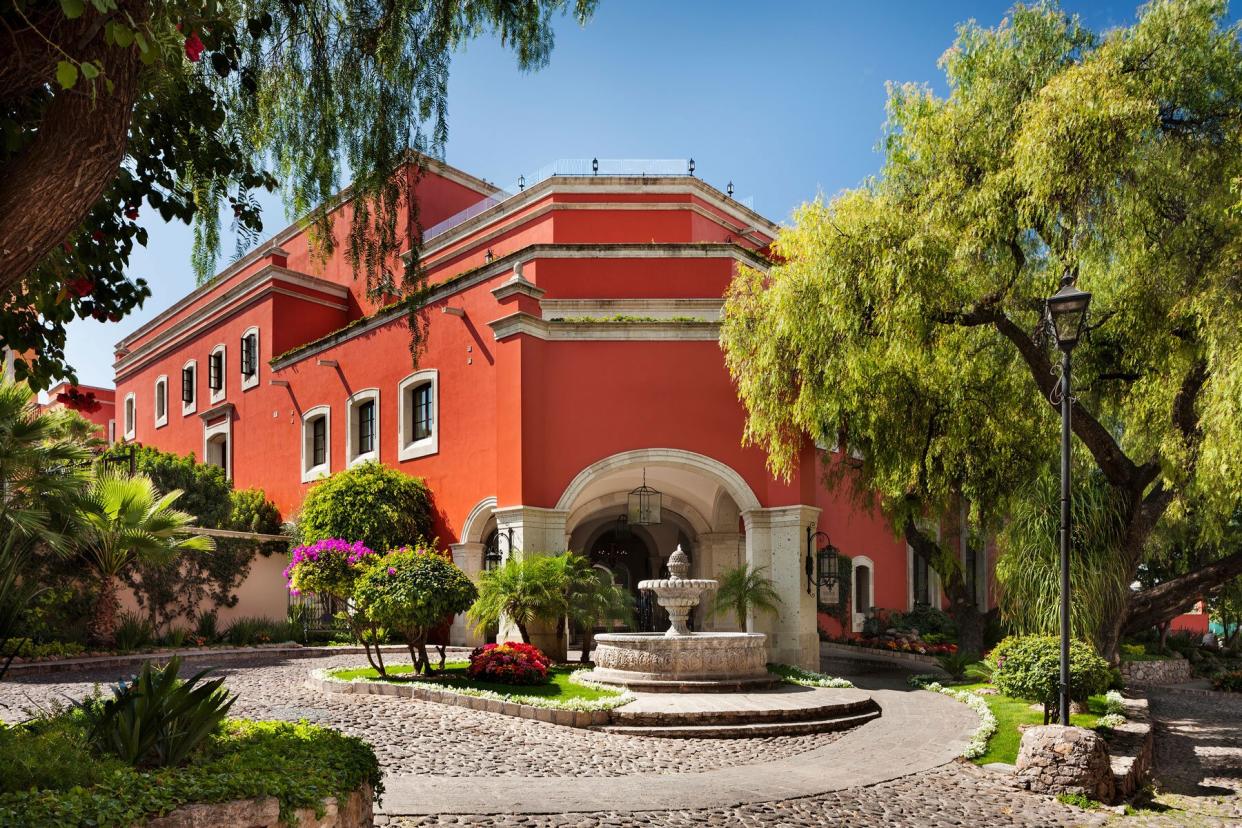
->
[1127,681,1233,699]
[306,673,609,729]
[6,644,472,676]
[819,641,946,671]
[1105,696,1154,800]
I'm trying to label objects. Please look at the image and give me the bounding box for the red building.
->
[40,381,117,440]
[113,158,985,667]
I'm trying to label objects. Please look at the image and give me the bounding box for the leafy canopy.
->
[2,0,596,387]
[298,460,432,551]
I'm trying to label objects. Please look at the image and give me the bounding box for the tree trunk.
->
[516,622,531,644]
[89,577,119,649]
[1158,621,1170,653]
[1120,549,1242,646]
[953,604,987,657]
[579,626,593,664]
[0,4,145,294]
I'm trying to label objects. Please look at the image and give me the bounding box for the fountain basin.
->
[584,631,779,692]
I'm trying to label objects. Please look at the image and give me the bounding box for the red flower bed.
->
[467,642,551,685]
[824,633,957,656]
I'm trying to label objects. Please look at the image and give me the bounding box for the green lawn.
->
[327,661,621,705]
[954,682,1110,766]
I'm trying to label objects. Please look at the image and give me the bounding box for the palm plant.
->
[0,381,93,551]
[74,470,213,648]
[560,553,634,663]
[468,554,567,644]
[713,563,782,632]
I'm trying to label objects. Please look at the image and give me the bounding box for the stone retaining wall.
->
[144,783,372,827]
[307,673,612,728]
[1106,696,1154,800]
[1119,656,1192,686]
[819,641,946,673]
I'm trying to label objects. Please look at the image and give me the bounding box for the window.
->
[397,370,438,460]
[154,375,168,428]
[123,392,136,440]
[181,360,197,414]
[240,327,260,390]
[346,389,380,466]
[203,417,231,479]
[107,419,116,443]
[301,406,331,482]
[208,345,226,403]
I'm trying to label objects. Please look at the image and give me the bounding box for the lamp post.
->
[1046,274,1092,726]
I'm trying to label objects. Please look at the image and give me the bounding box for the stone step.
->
[595,708,881,739]
[610,696,878,727]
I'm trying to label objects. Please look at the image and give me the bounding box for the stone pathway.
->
[3,653,1237,826]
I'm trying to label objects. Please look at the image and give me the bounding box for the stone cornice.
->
[488,312,721,343]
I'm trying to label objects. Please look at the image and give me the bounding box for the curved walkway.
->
[379,685,976,815]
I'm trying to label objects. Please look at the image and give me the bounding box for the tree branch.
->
[1122,549,1242,636]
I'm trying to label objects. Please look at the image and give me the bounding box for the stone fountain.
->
[585,545,777,692]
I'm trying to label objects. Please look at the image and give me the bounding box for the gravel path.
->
[0,654,843,778]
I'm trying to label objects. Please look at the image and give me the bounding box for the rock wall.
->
[1106,697,1155,801]
[1119,657,1192,686]
[144,783,373,828]
[1014,725,1115,803]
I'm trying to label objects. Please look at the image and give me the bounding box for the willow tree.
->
[721,0,1242,660]
[1,0,595,387]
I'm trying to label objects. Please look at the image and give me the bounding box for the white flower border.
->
[909,676,997,759]
[770,664,856,689]
[317,665,633,712]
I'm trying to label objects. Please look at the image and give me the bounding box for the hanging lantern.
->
[627,468,662,526]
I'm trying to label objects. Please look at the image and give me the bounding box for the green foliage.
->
[469,554,568,643]
[712,563,782,631]
[194,610,221,643]
[106,446,283,634]
[4,1,597,388]
[892,605,957,637]
[560,553,633,661]
[991,635,1112,719]
[0,717,381,826]
[298,462,432,552]
[222,616,291,646]
[1212,671,1242,692]
[113,611,155,652]
[1209,574,1242,648]
[354,546,476,672]
[80,657,236,768]
[719,0,1242,657]
[996,471,1132,652]
[936,651,980,681]
[74,470,214,646]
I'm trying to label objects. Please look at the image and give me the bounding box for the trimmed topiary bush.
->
[990,635,1112,722]
[467,642,552,685]
[297,461,433,551]
[352,545,477,674]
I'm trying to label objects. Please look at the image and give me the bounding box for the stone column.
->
[742,505,820,670]
[448,542,485,647]
[493,505,569,658]
[696,531,744,631]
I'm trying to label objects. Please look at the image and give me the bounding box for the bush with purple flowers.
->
[283,538,377,600]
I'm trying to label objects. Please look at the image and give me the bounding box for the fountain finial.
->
[667,544,690,579]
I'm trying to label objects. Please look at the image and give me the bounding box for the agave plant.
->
[81,655,235,767]
[74,470,214,648]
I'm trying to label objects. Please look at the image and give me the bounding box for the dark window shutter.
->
[182,367,194,403]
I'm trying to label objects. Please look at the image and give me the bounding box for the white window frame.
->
[123,392,136,441]
[208,344,227,404]
[346,388,380,467]
[301,405,331,482]
[397,369,438,461]
[240,326,260,391]
[181,359,198,415]
[107,419,116,444]
[203,417,232,480]
[907,543,943,611]
[851,555,876,633]
[153,375,168,428]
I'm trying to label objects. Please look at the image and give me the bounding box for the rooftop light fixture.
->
[727,180,734,198]
[518,174,525,191]
[688,158,695,176]
[592,157,599,175]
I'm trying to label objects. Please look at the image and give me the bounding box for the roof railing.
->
[422,158,750,241]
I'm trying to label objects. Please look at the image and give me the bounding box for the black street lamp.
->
[1046,274,1092,726]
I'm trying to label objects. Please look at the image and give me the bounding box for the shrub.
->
[13,641,85,660]
[223,616,289,646]
[467,642,551,685]
[352,545,477,673]
[114,611,154,651]
[194,610,221,643]
[298,462,432,552]
[80,656,235,768]
[892,604,957,637]
[1212,671,1242,692]
[0,713,125,794]
[284,538,378,600]
[990,635,1112,722]
[936,650,979,681]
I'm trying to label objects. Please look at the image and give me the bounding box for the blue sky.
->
[62,1,1171,387]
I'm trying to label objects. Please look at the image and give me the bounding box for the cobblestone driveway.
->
[2,655,1236,826]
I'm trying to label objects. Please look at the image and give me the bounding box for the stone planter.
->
[144,783,373,827]
[1119,656,1192,686]
[1014,725,1115,803]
